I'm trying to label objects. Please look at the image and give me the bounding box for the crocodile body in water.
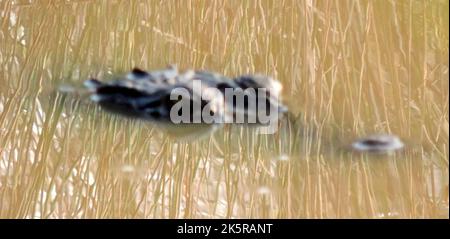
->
[79,65,404,154]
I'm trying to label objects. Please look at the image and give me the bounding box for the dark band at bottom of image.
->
[0,219,446,238]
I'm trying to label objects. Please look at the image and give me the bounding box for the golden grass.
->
[0,0,448,218]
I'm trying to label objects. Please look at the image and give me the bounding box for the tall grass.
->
[0,0,448,218]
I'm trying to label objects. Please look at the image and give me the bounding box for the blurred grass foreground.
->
[0,0,448,218]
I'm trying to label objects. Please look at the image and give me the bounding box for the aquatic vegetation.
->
[0,0,448,219]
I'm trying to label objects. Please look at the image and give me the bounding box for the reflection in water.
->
[0,90,448,218]
[158,123,218,141]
